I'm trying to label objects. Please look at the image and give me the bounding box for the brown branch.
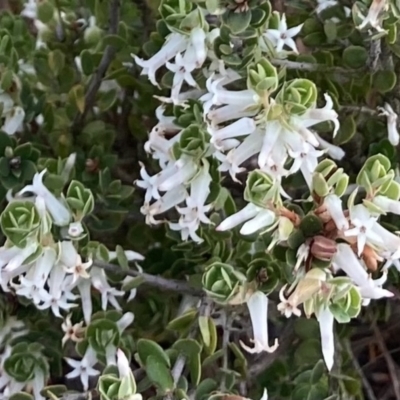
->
[345,340,377,400]
[71,0,121,135]
[271,59,365,75]
[248,320,295,379]
[93,260,204,296]
[372,319,400,400]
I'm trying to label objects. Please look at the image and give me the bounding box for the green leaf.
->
[173,339,202,386]
[167,310,197,333]
[137,339,171,367]
[373,70,397,93]
[145,355,174,394]
[37,1,54,23]
[222,9,252,34]
[48,50,65,76]
[69,84,86,114]
[102,34,128,51]
[80,50,95,75]
[310,360,325,384]
[342,46,368,69]
[116,245,129,270]
[9,394,34,400]
[334,115,356,145]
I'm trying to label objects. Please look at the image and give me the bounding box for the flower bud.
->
[310,236,337,261]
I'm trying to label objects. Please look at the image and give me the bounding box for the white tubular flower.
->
[61,314,84,347]
[173,164,213,243]
[68,221,84,238]
[61,152,76,183]
[289,142,325,187]
[166,53,197,104]
[133,32,188,87]
[65,346,100,391]
[332,243,369,285]
[323,194,349,231]
[209,117,256,150]
[382,247,400,271]
[60,241,92,284]
[158,158,198,192]
[31,367,46,400]
[109,249,144,262]
[373,195,400,214]
[117,349,131,378]
[316,308,335,371]
[316,0,338,13]
[294,94,340,138]
[21,0,37,19]
[17,169,71,226]
[200,74,259,114]
[185,166,212,221]
[0,241,37,273]
[314,133,345,160]
[208,104,257,126]
[189,27,207,67]
[217,130,264,181]
[357,0,388,32]
[240,291,279,354]
[2,106,25,135]
[216,203,276,235]
[370,222,400,251]
[343,204,382,256]
[264,13,303,53]
[91,267,124,311]
[258,121,283,169]
[378,103,399,146]
[141,185,187,224]
[77,279,92,324]
[260,388,268,400]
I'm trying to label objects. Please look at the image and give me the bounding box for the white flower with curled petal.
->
[292,94,340,140]
[357,0,388,32]
[289,142,325,187]
[316,307,335,371]
[323,194,349,231]
[378,103,399,146]
[208,117,256,150]
[343,204,382,256]
[264,14,303,54]
[16,169,71,226]
[65,345,100,391]
[316,0,338,13]
[166,53,197,104]
[240,291,279,354]
[68,221,84,238]
[2,106,25,136]
[133,32,188,87]
[61,314,85,347]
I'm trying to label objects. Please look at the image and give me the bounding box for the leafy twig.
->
[372,319,400,400]
[93,260,204,296]
[163,298,212,400]
[71,0,121,135]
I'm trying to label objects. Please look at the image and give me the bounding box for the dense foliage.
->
[2,0,400,399]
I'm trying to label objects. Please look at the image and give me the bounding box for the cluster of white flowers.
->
[134,11,347,243]
[221,183,400,372]
[0,157,143,394]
